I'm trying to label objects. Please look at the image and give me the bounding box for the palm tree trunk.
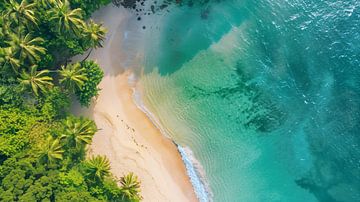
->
[81,48,93,62]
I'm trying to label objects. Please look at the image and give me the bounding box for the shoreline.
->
[72,5,198,202]
[132,82,211,202]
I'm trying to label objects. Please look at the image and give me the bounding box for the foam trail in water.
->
[178,145,211,202]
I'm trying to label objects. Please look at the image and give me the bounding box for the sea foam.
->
[130,77,211,202]
[178,145,212,202]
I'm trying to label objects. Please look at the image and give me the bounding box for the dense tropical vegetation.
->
[0,0,141,201]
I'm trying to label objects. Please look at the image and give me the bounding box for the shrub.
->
[76,60,104,107]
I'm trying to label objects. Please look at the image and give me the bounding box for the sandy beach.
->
[73,5,197,202]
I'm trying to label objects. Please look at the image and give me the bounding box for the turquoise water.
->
[139,0,360,201]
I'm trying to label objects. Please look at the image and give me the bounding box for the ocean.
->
[135,0,360,201]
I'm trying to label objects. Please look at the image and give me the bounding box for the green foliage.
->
[0,0,109,70]
[0,1,141,201]
[84,155,111,182]
[0,47,21,73]
[56,189,100,201]
[83,19,107,48]
[120,173,141,201]
[18,174,59,201]
[59,62,88,93]
[63,116,97,147]
[0,89,140,201]
[7,32,46,66]
[48,0,85,36]
[48,35,87,56]
[38,136,64,165]
[0,157,46,201]
[0,84,23,107]
[18,65,53,96]
[70,0,112,18]
[4,0,38,27]
[61,116,97,160]
[59,168,85,188]
[0,2,4,10]
[39,87,70,121]
[76,60,104,106]
[37,53,54,69]
[0,107,38,157]
[85,177,125,201]
[0,110,141,201]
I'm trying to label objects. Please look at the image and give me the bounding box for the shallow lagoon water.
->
[138,0,360,201]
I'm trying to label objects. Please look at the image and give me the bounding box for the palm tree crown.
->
[59,63,87,92]
[48,0,85,35]
[7,32,46,64]
[18,65,53,96]
[39,137,64,164]
[5,0,37,26]
[85,155,111,181]
[84,20,107,49]
[61,116,96,148]
[120,172,141,200]
[0,47,21,72]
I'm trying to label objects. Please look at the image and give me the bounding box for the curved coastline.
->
[131,81,211,202]
[177,146,212,202]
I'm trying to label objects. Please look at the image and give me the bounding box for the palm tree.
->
[59,63,87,92]
[84,20,107,49]
[18,65,53,96]
[7,32,46,64]
[85,155,111,181]
[61,116,96,149]
[4,0,37,27]
[38,137,64,164]
[81,20,107,61]
[0,47,21,73]
[120,172,141,201]
[48,0,85,35]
